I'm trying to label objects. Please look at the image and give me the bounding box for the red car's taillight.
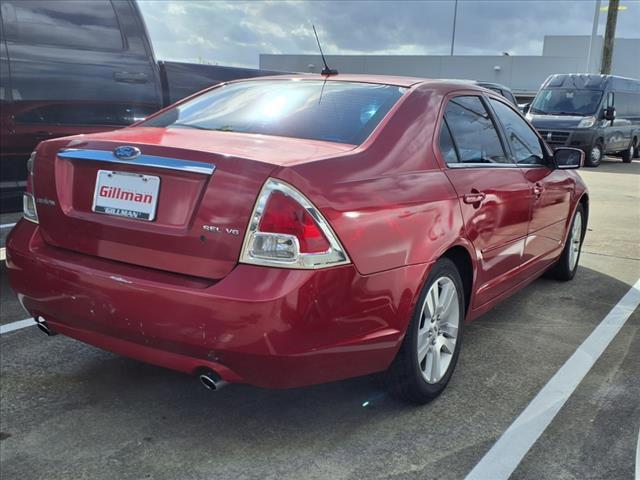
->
[26,151,36,193]
[240,178,350,269]
[258,191,331,254]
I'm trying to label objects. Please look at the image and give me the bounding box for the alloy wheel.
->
[416,277,460,384]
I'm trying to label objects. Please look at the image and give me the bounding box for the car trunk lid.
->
[33,129,353,280]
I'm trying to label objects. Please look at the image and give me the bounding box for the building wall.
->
[543,35,640,79]
[259,36,640,97]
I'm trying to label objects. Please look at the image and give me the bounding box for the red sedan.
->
[6,75,588,403]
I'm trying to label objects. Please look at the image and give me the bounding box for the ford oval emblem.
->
[114,145,141,160]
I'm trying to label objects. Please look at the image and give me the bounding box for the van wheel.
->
[622,141,635,163]
[634,138,640,159]
[383,258,464,404]
[585,140,603,167]
[547,204,585,281]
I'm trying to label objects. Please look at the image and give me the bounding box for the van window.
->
[3,0,123,51]
[615,92,640,118]
[530,89,603,116]
[606,92,614,108]
[444,96,509,165]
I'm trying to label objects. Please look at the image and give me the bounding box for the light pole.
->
[586,0,601,72]
[450,0,458,56]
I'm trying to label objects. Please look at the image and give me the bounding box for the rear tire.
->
[384,258,465,404]
[634,138,640,159]
[547,204,585,281]
[585,140,603,167]
[622,141,635,163]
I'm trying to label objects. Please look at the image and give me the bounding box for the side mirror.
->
[603,106,616,122]
[554,147,583,169]
[522,103,531,114]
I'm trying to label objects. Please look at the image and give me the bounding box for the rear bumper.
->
[6,220,429,388]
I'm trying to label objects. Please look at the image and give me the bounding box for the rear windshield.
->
[530,88,603,116]
[143,80,406,145]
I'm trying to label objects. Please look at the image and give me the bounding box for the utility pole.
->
[600,0,619,74]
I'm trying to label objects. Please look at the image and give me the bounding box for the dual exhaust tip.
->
[199,370,228,391]
[35,318,57,336]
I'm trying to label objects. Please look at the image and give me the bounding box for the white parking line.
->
[466,278,640,480]
[0,318,36,335]
[0,222,17,230]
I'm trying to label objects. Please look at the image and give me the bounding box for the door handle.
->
[533,183,544,198]
[113,71,148,84]
[463,191,486,206]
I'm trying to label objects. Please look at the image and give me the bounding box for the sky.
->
[138,0,640,68]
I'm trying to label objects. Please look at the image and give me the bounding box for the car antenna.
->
[312,25,338,76]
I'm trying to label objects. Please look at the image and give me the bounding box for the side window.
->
[615,92,626,117]
[489,98,545,166]
[614,92,640,118]
[444,96,509,165]
[606,92,614,108]
[13,103,157,126]
[505,91,517,106]
[3,0,123,51]
[438,120,459,164]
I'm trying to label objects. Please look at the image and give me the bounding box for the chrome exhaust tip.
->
[35,318,57,336]
[199,371,228,391]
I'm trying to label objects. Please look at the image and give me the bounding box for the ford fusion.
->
[6,76,588,403]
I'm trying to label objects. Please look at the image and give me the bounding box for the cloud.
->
[137,0,640,67]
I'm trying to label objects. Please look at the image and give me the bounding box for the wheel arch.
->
[592,135,604,149]
[578,193,589,238]
[441,245,475,316]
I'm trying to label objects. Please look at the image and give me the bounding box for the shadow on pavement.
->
[590,157,640,175]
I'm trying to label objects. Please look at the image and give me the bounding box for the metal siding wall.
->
[259,37,640,94]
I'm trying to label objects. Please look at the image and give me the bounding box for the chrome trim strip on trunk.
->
[57,149,215,175]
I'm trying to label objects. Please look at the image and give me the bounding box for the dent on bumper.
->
[6,221,430,388]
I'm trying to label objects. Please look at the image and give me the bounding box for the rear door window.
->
[443,96,510,165]
[489,98,545,165]
[2,0,123,51]
[438,120,459,164]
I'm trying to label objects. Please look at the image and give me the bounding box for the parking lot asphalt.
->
[1,158,639,480]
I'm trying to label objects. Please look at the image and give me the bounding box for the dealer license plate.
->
[92,170,160,221]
